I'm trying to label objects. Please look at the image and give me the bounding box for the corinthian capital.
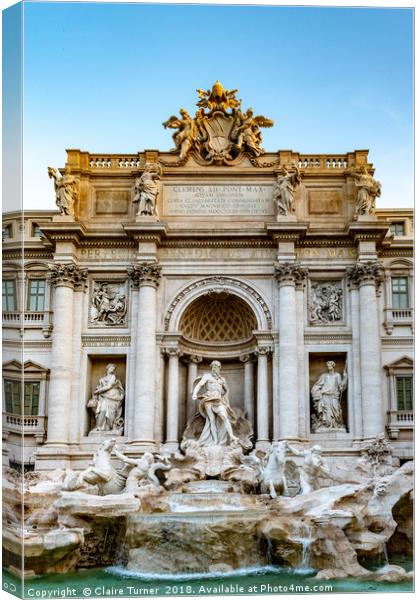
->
[347,261,385,288]
[127,262,162,288]
[274,261,307,286]
[48,263,88,289]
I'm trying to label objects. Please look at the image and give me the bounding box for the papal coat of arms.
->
[162,81,274,166]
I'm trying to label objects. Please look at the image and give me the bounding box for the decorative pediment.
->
[2,360,50,375]
[384,356,413,374]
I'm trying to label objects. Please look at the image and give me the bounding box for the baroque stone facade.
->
[2,83,413,472]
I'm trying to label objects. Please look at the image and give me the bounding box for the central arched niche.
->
[179,291,258,344]
[176,291,260,430]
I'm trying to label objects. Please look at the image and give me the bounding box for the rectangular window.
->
[27,279,46,311]
[396,376,413,411]
[390,222,405,236]
[3,380,40,415]
[391,277,409,309]
[4,380,21,414]
[24,382,40,415]
[2,279,17,311]
[32,223,42,237]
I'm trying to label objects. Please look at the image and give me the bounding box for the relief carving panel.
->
[309,280,343,325]
[89,281,128,327]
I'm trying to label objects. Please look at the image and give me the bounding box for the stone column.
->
[348,261,385,438]
[165,348,183,449]
[69,275,88,443]
[255,346,271,447]
[275,262,307,440]
[185,355,202,420]
[295,277,307,437]
[126,277,139,439]
[240,354,255,423]
[128,262,161,446]
[46,263,87,445]
[349,280,363,438]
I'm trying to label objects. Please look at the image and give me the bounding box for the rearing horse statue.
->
[260,441,288,498]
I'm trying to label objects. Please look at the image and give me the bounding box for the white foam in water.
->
[106,565,286,581]
[168,500,245,513]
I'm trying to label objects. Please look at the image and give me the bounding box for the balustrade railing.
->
[89,155,142,169]
[3,311,52,325]
[3,413,47,433]
[383,307,413,335]
[297,156,348,170]
[388,410,413,425]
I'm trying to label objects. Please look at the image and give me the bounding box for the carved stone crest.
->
[162,81,273,166]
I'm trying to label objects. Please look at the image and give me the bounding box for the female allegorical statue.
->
[88,363,125,434]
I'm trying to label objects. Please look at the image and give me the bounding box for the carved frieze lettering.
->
[163,184,273,216]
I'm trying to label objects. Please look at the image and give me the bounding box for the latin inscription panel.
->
[163,184,274,216]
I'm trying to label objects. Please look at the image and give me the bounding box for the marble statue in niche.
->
[87,364,125,435]
[133,162,161,217]
[47,166,78,217]
[311,361,347,432]
[309,281,343,324]
[191,360,238,446]
[90,282,127,326]
[273,163,301,217]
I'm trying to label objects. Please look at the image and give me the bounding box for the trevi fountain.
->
[3,361,413,594]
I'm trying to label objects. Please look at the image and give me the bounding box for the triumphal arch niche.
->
[33,80,407,470]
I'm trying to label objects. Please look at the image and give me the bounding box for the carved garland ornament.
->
[48,263,88,289]
[164,276,272,331]
[127,262,162,288]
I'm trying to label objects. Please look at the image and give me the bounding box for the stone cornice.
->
[347,220,390,244]
[274,261,308,286]
[266,222,309,241]
[81,335,131,347]
[48,263,88,289]
[127,262,162,288]
[304,332,353,344]
[123,222,167,244]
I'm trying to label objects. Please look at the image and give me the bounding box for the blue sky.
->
[6,2,415,209]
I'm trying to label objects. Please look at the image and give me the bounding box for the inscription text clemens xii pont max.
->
[163,185,274,216]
